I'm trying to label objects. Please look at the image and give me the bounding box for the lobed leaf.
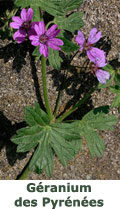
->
[48,48,63,70]
[78,106,117,157]
[55,12,84,33]
[32,46,41,58]
[59,37,80,53]
[61,0,83,13]
[11,104,82,176]
[30,0,63,17]
[24,103,50,126]
[14,0,30,8]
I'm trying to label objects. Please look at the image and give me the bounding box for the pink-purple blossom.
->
[29,21,64,57]
[76,28,110,84]
[10,8,36,43]
[75,28,102,61]
[87,47,108,66]
[95,69,110,84]
[93,53,110,84]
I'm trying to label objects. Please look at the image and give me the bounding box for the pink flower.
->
[92,52,110,84]
[29,21,64,57]
[87,47,108,66]
[75,28,102,61]
[95,69,110,84]
[10,8,36,43]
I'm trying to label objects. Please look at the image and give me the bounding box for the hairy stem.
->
[17,167,29,180]
[41,56,53,121]
[54,70,68,117]
[46,21,55,29]
[16,160,30,180]
[56,86,98,122]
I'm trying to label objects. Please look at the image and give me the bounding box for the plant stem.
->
[54,90,62,118]
[56,86,98,122]
[46,21,55,29]
[17,166,29,180]
[54,70,68,117]
[41,55,53,121]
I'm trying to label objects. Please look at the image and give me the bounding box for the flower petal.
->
[13,29,26,43]
[47,38,63,50]
[39,21,46,35]
[34,21,45,37]
[48,43,61,50]
[26,8,33,22]
[29,35,39,46]
[88,28,101,44]
[10,22,21,29]
[48,38,63,46]
[31,40,40,46]
[21,8,27,22]
[12,16,23,24]
[75,30,85,51]
[87,47,107,67]
[46,24,60,37]
[29,35,39,41]
[39,43,48,57]
[95,69,110,84]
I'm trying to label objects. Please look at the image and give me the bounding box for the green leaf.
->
[29,134,54,177]
[110,86,120,94]
[109,74,120,110]
[98,64,115,89]
[32,46,40,57]
[24,103,50,126]
[61,0,83,13]
[111,93,120,108]
[15,0,30,8]
[30,0,63,17]
[84,129,105,157]
[55,12,84,33]
[59,37,80,53]
[11,104,82,176]
[114,74,120,87]
[78,106,117,157]
[82,106,117,131]
[48,48,63,70]
[30,5,41,22]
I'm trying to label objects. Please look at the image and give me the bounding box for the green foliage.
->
[59,37,80,53]
[15,0,30,8]
[30,5,41,22]
[60,0,83,13]
[48,48,63,70]
[0,9,18,40]
[30,0,63,17]
[78,106,117,157]
[110,74,120,112]
[32,46,40,57]
[54,12,84,33]
[98,64,115,89]
[11,103,82,176]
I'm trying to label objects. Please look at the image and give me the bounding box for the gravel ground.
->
[0,0,120,179]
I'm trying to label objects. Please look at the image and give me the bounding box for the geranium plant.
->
[7,0,118,179]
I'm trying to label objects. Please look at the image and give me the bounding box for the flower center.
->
[94,65,98,72]
[40,35,48,44]
[84,39,92,50]
[89,63,98,74]
[21,21,31,31]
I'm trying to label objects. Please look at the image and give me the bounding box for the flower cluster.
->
[10,8,110,84]
[75,28,110,84]
[10,8,63,57]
